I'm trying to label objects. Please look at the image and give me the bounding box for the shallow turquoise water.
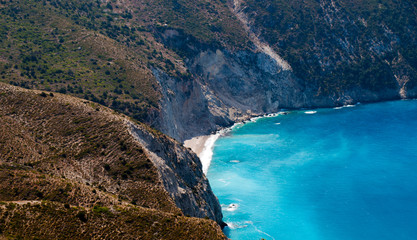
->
[208,100,417,240]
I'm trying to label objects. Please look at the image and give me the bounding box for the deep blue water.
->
[208,100,417,240]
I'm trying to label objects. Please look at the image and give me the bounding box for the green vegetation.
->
[0,84,226,239]
[1,0,415,238]
[0,0,158,124]
[0,201,226,239]
[92,205,110,214]
[0,0,251,127]
[0,83,174,211]
[241,0,417,95]
[131,0,249,48]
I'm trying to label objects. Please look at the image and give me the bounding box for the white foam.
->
[202,111,286,173]
[232,122,244,129]
[199,123,239,174]
[251,116,263,122]
[230,122,244,130]
[226,222,248,229]
[266,113,280,118]
[221,203,239,211]
[226,220,274,239]
[254,225,276,240]
[225,203,239,211]
[230,160,240,163]
[334,103,359,109]
[248,112,283,123]
[275,122,281,125]
[304,110,317,114]
[199,133,220,174]
[217,179,231,186]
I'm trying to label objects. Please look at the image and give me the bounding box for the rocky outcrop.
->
[0,83,227,238]
[236,0,417,101]
[153,28,310,141]
[153,28,352,141]
[152,67,232,142]
[150,0,417,141]
[127,121,225,226]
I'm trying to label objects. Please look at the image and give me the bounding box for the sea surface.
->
[207,100,417,240]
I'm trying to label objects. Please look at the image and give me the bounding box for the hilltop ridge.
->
[0,83,226,239]
[1,0,417,237]
[1,0,417,141]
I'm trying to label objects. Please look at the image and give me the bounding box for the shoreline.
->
[184,134,221,174]
[183,103,361,174]
[184,102,365,174]
[184,112,286,174]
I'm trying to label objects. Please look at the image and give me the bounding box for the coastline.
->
[184,105,361,174]
[184,101,366,176]
[184,134,221,174]
[184,112,285,174]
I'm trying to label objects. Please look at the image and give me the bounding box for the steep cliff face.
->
[149,0,417,141]
[128,122,225,226]
[153,28,308,141]
[1,0,417,237]
[153,28,369,141]
[0,83,226,238]
[236,0,417,100]
[3,0,416,142]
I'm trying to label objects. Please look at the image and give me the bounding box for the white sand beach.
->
[184,134,220,174]
[184,135,211,157]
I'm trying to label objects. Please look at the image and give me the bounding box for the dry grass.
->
[0,201,226,239]
[0,83,225,239]
[0,83,172,211]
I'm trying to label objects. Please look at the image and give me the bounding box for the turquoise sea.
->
[207,100,417,240]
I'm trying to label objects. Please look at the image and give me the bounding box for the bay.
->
[208,100,417,240]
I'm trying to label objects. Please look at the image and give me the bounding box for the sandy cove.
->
[184,135,211,157]
[184,134,221,174]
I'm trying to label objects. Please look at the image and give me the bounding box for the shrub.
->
[92,205,110,214]
[76,211,87,222]
[104,164,110,171]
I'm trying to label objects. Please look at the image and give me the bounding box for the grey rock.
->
[127,121,224,225]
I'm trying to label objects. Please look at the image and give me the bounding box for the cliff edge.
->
[0,83,226,239]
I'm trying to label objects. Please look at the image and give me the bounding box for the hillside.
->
[1,0,416,238]
[0,83,226,239]
[1,0,416,141]
[237,0,417,98]
[0,0,249,130]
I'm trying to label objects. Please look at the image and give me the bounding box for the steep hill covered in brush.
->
[0,83,225,239]
[1,0,417,238]
[235,0,417,101]
[1,0,416,141]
